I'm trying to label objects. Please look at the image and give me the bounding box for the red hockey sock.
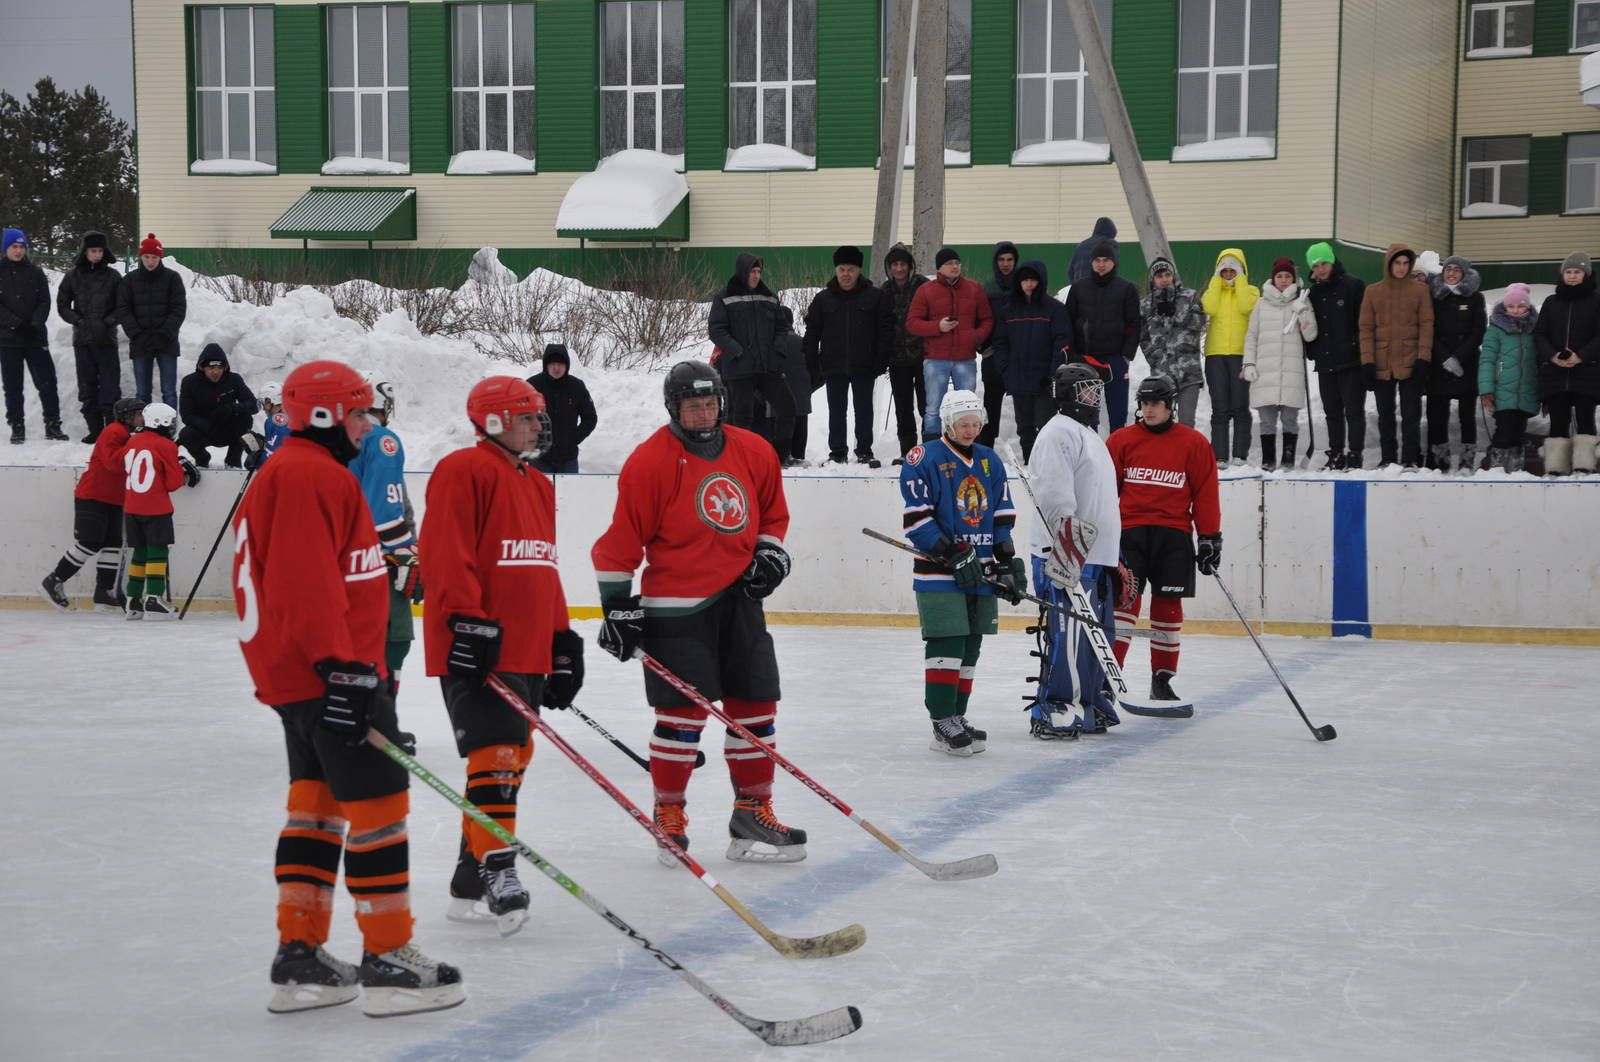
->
[723,697,777,799]
[1150,595,1183,674]
[1114,594,1143,667]
[650,705,707,805]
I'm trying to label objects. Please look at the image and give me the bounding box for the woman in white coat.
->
[1243,256,1318,470]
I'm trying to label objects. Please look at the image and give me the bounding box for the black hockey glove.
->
[598,595,645,662]
[446,615,502,686]
[939,540,985,592]
[178,456,201,488]
[543,628,585,709]
[991,541,1027,605]
[314,659,381,741]
[742,541,791,600]
[1196,533,1223,577]
[244,448,267,471]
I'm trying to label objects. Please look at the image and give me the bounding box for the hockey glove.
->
[386,545,420,596]
[991,541,1027,605]
[178,457,201,488]
[940,540,985,592]
[598,594,645,662]
[1044,516,1097,589]
[742,541,791,600]
[446,615,502,686]
[314,659,381,741]
[1115,559,1140,614]
[1196,533,1223,577]
[543,629,585,709]
[244,449,267,471]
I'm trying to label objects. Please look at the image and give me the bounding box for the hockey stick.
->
[485,676,866,959]
[1209,572,1337,742]
[1302,358,1316,465]
[364,727,863,1045]
[632,651,998,883]
[179,468,254,620]
[565,701,706,771]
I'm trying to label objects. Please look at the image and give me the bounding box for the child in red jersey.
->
[119,402,198,619]
[39,398,146,611]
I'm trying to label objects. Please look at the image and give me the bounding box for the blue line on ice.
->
[398,647,1331,1061]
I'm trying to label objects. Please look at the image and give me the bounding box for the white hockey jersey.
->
[1025,412,1122,568]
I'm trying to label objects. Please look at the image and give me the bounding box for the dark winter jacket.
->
[1533,272,1600,400]
[777,329,813,416]
[1138,257,1207,389]
[1068,217,1118,286]
[1427,263,1487,398]
[0,253,51,348]
[880,243,928,369]
[118,261,187,358]
[981,240,1019,354]
[1064,261,1140,373]
[707,252,791,381]
[906,273,993,361]
[527,368,598,465]
[994,261,1072,396]
[803,275,893,378]
[1478,302,1541,416]
[178,345,258,435]
[55,233,124,346]
[1305,260,1366,373]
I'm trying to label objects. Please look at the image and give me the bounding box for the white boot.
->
[1543,437,1573,477]
[1573,434,1599,474]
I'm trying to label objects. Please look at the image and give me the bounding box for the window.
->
[327,5,409,171]
[880,0,971,163]
[1576,1,1600,51]
[1466,1,1534,56]
[1567,134,1600,213]
[601,1,686,162]
[1014,0,1112,163]
[1461,138,1529,217]
[192,7,275,172]
[1175,0,1278,160]
[451,3,535,172]
[728,0,816,168]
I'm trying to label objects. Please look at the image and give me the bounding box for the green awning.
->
[270,187,417,241]
[557,195,690,242]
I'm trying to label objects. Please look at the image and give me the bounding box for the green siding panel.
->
[536,0,598,172]
[1532,0,1571,57]
[1115,0,1178,162]
[276,6,327,174]
[815,0,879,168]
[969,0,1016,165]
[409,5,450,173]
[684,0,728,170]
[1530,135,1564,215]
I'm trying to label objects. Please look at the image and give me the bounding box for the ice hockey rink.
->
[3,610,1596,1062]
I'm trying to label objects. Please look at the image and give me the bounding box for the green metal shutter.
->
[1115,0,1178,162]
[815,0,879,168]
[275,6,327,174]
[410,4,449,173]
[1530,135,1565,215]
[969,0,1016,165]
[536,0,598,172]
[1532,0,1571,57]
[684,0,728,171]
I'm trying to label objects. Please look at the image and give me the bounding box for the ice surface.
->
[2,611,1597,1061]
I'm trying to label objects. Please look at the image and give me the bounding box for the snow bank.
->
[556,150,689,232]
[1170,137,1275,162]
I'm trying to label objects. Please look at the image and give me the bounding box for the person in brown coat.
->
[1359,243,1435,467]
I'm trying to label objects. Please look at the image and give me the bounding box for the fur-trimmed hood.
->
[1490,301,1537,334]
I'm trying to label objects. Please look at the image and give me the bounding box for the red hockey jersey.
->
[232,436,389,706]
[75,421,132,506]
[121,430,186,516]
[591,425,788,613]
[1106,421,1221,535]
[419,442,570,676]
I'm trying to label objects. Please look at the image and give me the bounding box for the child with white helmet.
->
[120,401,200,618]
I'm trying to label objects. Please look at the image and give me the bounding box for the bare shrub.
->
[467,269,570,366]
[577,251,715,371]
[368,251,474,336]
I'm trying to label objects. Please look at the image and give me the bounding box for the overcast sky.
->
[0,0,135,122]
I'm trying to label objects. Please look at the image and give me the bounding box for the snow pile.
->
[446,150,536,175]
[556,150,689,232]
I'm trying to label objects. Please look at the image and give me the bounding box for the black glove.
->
[216,398,240,418]
[990,541,1025,604]
[1362,363,1378,391]
[179,456,201,487]
[314,659,381,741]
[1410,359,1431,384]
[598,594,645,662]
[1196,533,1223,577]
[543,629,585,708]
[742,541,791,599]
[940,540,984,592]
[446,614,501,685]
[244,449,267,471]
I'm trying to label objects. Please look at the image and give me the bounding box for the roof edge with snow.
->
[556,151,691,241]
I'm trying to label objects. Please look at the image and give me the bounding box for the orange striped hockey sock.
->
[340,791,413,955]
[462,741,531,862]
[275,780,346,946]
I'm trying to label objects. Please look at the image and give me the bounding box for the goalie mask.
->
[1051,363,1104,426]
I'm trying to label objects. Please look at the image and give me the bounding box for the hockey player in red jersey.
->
[420,376,581,936]
[119,401,199,619]
[1105,374,1222,709]
[232,360,463,1018]
[591,360,803,865]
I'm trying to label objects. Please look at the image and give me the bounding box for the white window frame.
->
[879,0,972,165]
[1566,134,1600,214]
[450,2,535,172]
[1174,0,1278,160]
[327,4,410,171]
[1461,137,1530,217]
[1574,0,1600,52]
[1014,0,1112,162]
[600,1,686,164]
[192,6,275,172]
[727,0,817,168]
[1466,0,1535,57]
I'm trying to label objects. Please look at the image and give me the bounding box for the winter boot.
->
[445,835,489,924]
[1260,434,1277,471]
[1573,434,1599,475]
[39,573,71,611]
[828,450,847,464]
[1458,446,1479,475]
[1344,450,1362,471]
[80,410,104,445]
[1543,437,1573,477]
[124,595,145,621]
[654,801,689,869]
[855,449,881,469]
[1280,433,1298,471]
[1428,443,1453,473]
[477,847,530,937]
[1323,449,1342,471]
[929,714,976,756]
[267,940,360,1014]
[44,420,68,441]
[727,796,807,862]
[958,715,987,753]
[357,943,466,1017]
[9,422,23,445]
[142,594,174,620]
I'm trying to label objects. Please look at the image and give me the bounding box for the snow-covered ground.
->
[2,612,1597,1061]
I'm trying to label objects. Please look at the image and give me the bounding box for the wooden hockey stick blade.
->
[752,1005,864,1046]
[710,883,867,958]
[858,816,999,881]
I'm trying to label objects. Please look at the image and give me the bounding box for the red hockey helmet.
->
[468,375,546,435]
[281,360,373,431]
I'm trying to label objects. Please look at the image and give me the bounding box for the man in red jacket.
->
[419,376,581,937]
[232,359,463,1018]
[119,401,198,619]
[1106,374,1222,710]
[906,247,994,441]
[39,397,145,611]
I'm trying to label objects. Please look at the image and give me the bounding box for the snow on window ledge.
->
[602,150,686,172]
[724,144,817,171]
[1461,201,1529,218]
[321,157,411,175]
[1170,136,1276,162]
[1011,140,1110,165]
[881,148,973,168]
[190,158,277,175]
[447,150,537,175]
[1465,45,1534,58]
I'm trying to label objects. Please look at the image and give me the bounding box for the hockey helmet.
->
[663,360,726,442]
[1135,373,1178,410]
[939,388,986,435]
[257,382,282,408]
[142,402,178,437]
[281,360,373,431]
[361,370,396,421]
[111,397,146,428]
[1052,363,1104,426]
[467,375,551,457]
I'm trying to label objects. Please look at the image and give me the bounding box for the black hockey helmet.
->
[664,360,726,442]
[1135,373,1178,410]
[111,397,146,428]
[1052,363,1104,426]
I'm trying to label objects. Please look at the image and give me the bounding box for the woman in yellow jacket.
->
[1201,247,1261,465]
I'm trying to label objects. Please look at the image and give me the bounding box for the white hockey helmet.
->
[258,382,282,407]
[939,388,986,435]
[361,370,395,420]
[142,402,178,435]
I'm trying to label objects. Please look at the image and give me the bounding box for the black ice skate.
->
[1120,669,1195,719]
[930,715,976,756]
[124,595,144,621]
[727,797,807,863]
[959,715,987,753]
[39,574,71,611]
[91,585,125,613]
[654,801,689,869]
[445,836,492,926]
[478,847,530,937]
[358,943,466,1017]
[142,595,174,621]
[267,940,360,1014]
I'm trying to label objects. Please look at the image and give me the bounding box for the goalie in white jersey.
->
[1025,364,1123,739]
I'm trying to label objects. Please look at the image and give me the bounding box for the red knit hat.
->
[1271,256,1296,278]
[138,233,163,258]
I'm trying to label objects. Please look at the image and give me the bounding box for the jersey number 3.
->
[234,517,259,643]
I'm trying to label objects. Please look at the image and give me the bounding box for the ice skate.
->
[654,801,689,869]
[959,715,987,753]
[1028,700,1083,740]
[142,594,174,621]
[477,847,530,937]
[445,837,495,925]
[1120,670,1195,719]
[124,595,144,621]
[929,714,975,756]
[358,943,465,1017]
[39,574,71,611]
[267,940,360,1013]
[91,585,125,613]
[726,796,807,863]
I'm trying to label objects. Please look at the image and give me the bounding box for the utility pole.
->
[911,0,947,272]
[871,0,917,268]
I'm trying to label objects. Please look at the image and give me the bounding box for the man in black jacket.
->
[526,343,597,474]
[0,228,66,443]
[880,243,928,463]
[1304,242,1367,470]
[177,343,259,467]
[1063,240,1141,429]
[55,231,124,443]
[803,245,893,466]
[978,240,1019,447]
[708,251,795,462]
[118,233,187,409]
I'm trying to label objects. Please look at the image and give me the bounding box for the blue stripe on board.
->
[1331,481,1371,638]
[396,648,1334,1062]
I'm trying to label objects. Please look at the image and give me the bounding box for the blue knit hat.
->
[1,229,25,254]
